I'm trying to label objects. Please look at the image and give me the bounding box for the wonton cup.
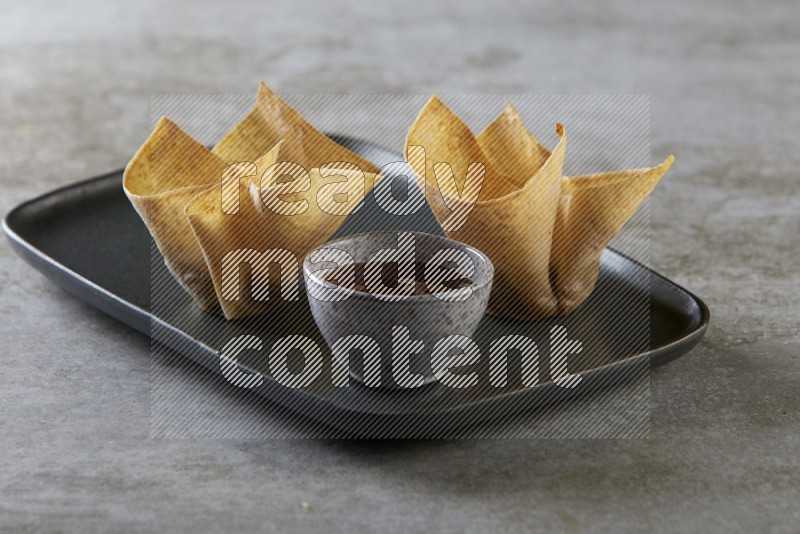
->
[405,96,674,320]
[124,83,379,319]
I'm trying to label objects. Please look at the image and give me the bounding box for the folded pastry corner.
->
[123,116,228,311]
[185,143,283,319]
[475,100,551,189]
[551,155,674,314]
[213,81,379,174]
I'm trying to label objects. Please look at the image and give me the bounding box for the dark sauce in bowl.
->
[323,261,472,296]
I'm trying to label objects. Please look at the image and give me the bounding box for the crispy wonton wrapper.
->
[405,96,673,320]
[123,117,228,311]
[213,82,379,174]
[124,83,379,319]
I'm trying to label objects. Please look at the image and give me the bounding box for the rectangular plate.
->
[4,136,708,437]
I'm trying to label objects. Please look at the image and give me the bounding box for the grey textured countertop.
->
[1,0,798,532]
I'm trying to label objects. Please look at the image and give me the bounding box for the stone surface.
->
[1,0,798,531]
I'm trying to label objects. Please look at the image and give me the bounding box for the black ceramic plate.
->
[4,136,709,437]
